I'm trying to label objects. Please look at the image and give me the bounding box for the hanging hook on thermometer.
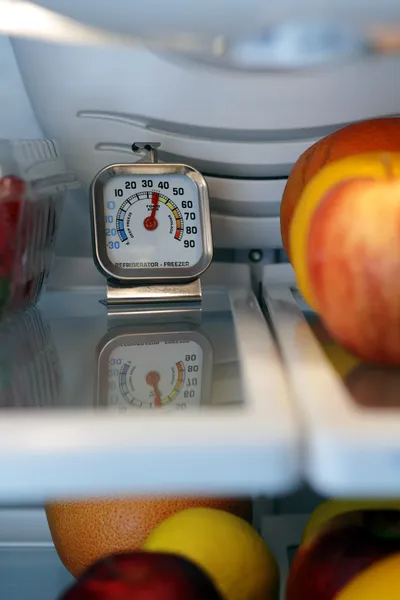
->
[131,142,161,164]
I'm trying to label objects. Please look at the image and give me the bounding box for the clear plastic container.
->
[0,307,61,408]
[0,140,79,317]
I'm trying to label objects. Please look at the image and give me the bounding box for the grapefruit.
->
[46,496,252,577]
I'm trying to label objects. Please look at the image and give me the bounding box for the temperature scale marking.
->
[167,361,185,403]
[119,363,130,398]
[118,360,186,407]
[115,192,184,244]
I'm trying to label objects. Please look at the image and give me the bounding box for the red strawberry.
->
[0,175,26,201]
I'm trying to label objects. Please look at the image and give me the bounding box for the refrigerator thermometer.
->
[90,143,213,286]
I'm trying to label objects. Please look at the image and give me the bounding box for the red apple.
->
[286,510,400,600]
[59,551,223,600]
[307,177,400,365]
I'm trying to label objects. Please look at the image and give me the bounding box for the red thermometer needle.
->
[146,370,162,408]
[143,192,160,231]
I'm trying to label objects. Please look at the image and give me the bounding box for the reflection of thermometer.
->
[145,371,162,407]
[96,329,213,412]
[115,343,193,410]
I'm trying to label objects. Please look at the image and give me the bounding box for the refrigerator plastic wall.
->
[9,7,400,257]
[1,2,400,600]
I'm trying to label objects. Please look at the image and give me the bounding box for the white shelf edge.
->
[263,264,400,496]
[0,286,300,501]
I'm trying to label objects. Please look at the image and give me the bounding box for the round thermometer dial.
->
[96,331,213,412]
[91,164,213,282]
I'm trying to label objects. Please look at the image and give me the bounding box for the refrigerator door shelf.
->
[0,282,300,502]
[263,263,400,497]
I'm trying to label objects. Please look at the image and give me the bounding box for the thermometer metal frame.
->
[91,163,213,284]
[95,328,214,410]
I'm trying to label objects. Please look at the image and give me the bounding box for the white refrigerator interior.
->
[0,1,400,599]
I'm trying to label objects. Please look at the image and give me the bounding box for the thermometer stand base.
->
[104,279,202,325]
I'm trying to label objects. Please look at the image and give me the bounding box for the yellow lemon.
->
[143,507,279,600]
[290,152,400,310]
[336,553,400,600]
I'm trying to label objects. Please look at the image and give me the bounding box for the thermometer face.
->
[96,331,213,412]
[91,164,213,282]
